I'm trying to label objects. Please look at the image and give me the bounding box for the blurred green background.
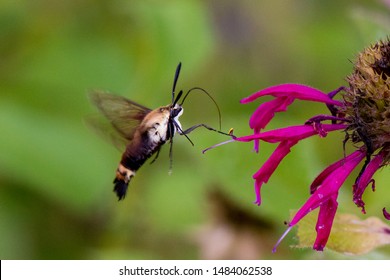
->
[1,0,390,259]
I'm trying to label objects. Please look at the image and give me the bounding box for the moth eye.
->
[159,108,165,112]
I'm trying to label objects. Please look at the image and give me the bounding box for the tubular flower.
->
[206,39,390,251]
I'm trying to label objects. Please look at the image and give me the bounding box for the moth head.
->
[170,103,183,119]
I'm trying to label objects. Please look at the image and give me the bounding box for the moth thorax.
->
[148,120,170,144]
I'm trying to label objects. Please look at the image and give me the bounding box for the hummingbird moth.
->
[90,63,231,200]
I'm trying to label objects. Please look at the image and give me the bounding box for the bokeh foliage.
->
[1,0,389,259]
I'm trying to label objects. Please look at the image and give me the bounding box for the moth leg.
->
[168,137,174,175]
[150,146,161,164]
[180,124,233,137]
[173,121,194,146]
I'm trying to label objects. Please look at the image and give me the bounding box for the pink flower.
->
[241,84,343,153]
[205,40,390,252]
[236,83,389,252]
[235,123,347,206]
[204,80,389,252]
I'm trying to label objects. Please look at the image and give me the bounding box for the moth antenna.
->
[173,90,183,107]
[172,62,182,104]
[180,87,222,130]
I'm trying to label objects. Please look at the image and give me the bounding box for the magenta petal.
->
[253,130,260,153]
[235,124,347,144]
[272,194,339,253]
[383,208,390,220]
[240,84,343,106]
[313,195,338,251]
[289,150,365,227]
[310,150,358,194]
[273,152,363,251]
[249,97,294,152]
[310,160,343,194]
[254,179,262,206]
[253,140,297,205]
[353,152,384,212]
[249,97,294,130]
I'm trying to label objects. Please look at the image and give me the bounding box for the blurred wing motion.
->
[89,91,154,200]
[89,91,151,142]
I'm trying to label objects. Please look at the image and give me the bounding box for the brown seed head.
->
[343,39,390,163]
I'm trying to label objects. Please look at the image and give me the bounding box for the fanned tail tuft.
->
[113,177,130,201]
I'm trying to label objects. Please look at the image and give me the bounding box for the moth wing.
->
[89,91,152,145]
